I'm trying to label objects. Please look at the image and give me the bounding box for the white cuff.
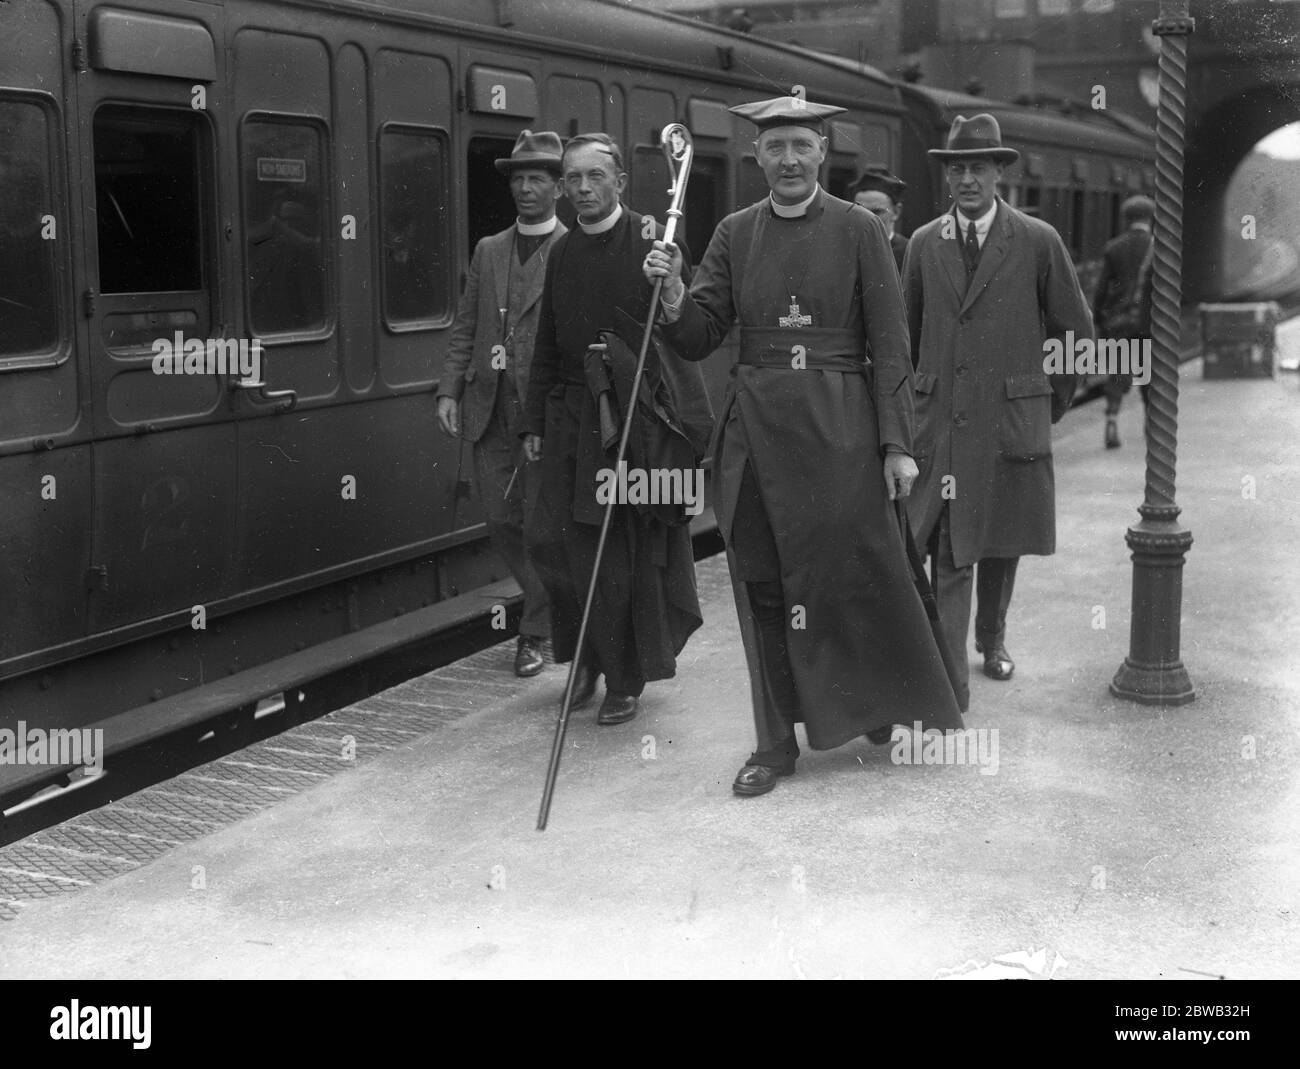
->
[660,285,684,323]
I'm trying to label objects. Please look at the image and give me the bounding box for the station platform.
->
[2,352,1298,979]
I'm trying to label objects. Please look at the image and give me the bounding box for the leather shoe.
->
[562,660,599,711]
[1105,418,1120,449]
[976,639,1015,680]
[732,760,795,796]
[514,636,545,678]
[596,692,638,725]
[866,725,895,745]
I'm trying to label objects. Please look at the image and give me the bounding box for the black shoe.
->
[514,636,545,678]
[733,760,795,796]
[977,641,1014,680]
[596,692,638,726]
[866,725,895,745]
[1105,418,1120,449]
[562,661,599,711]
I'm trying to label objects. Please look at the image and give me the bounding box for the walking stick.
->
[537,123,695,830]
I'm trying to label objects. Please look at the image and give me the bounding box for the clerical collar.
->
[956,199,999,239]
[578,203,623,235]
[770,186,820,218]
[517,216,558,237]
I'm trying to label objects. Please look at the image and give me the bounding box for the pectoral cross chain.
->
[779,296,812,329]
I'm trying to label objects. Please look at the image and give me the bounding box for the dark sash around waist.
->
[739,327,870,371]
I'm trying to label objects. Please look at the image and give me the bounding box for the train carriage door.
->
[0,1,88,683]
[452,49,542,545]
[71,0,236,634]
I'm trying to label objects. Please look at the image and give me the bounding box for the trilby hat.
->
[928,114,1020,164]
[494,130,564,175]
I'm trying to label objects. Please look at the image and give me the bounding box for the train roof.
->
[901,82,1152,158]
[291,0,902,110]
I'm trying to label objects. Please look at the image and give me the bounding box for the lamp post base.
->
[1110,658,1195,706]
[1110,506,1195,706]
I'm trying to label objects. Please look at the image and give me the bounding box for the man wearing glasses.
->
[902,114,1091,702]
[850,165,908,274]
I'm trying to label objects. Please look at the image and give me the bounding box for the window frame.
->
[376,120,452,333]
[0,90,67,371]
[239,110,335,343]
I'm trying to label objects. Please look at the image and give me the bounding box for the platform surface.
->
[2,358,1298,979]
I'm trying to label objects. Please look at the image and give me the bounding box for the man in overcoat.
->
[522,133,709,726]
[645,97,963,797]
[902,114,1092,693]
[438,130,566,677]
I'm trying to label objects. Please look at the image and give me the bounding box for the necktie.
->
[964,220,980,274]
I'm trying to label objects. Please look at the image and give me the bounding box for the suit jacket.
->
[903,199,1093,568]
[438,219,567,443]
[1092,225,1153,337]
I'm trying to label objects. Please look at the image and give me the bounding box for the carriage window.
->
[737,158,769,211]
[95,105,206,295]
[631,146,672,225]
[683,154,727,261]
[827,166,856,201]
[242,118,327,335]
[466,136,518,260]
[0,98,59,356]
[380,126,450,325]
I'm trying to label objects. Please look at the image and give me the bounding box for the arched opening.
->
[1221,121,1300,304]
[1184,85,1300,304]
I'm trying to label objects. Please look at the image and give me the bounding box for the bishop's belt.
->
[739,327,869,371]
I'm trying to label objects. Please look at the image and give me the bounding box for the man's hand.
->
[643,240,684,306]
[523,434,543,462]
[883,453,918,501]
[436,396,460,437]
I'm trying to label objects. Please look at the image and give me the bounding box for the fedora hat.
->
[494,130,563,175]
[928,114,1020,164]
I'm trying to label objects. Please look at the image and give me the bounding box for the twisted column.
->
[1111,0,1196,706]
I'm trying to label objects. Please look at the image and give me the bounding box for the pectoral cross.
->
[778,296,812,328]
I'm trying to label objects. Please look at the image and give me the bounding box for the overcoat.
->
[902,200,1092,569]
[664,189,963,750]
[439,220,567,443]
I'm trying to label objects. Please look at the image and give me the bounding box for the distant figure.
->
[850,165,908,273]
[1092,194,1155,449]
[247,187,320,334]
[903,114,1092,694]
[438,130,566,678]
[724,7,754,33]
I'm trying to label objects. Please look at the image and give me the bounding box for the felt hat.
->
[494,129,564,174]
[927,114,1020,164]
